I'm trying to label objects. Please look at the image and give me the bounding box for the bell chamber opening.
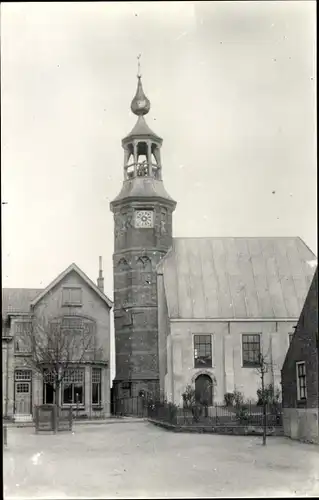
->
[124,140,162,181]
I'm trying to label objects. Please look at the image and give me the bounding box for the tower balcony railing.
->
[125,161,161,181]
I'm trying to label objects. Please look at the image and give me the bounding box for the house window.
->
[92,368,102,405]
[62,369,85,405]
[43,370,55,404]
[62,287,82,306]
[194,335,212,368]
[296,362,307,400]
[15,322,32,353]
[289,333,294,345]
[242,334,261,367]
[15,370,32,381]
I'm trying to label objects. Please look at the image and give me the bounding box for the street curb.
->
[3,417,146,429]
[148,418,284,436]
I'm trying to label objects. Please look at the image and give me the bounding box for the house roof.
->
[157,237,317,320]
[2,288,42,316]
[30,263,113,309]
[2,263,113,317]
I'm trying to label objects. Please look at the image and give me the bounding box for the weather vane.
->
[137,53,142,78]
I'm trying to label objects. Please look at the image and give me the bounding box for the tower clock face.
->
[135,210,154,228]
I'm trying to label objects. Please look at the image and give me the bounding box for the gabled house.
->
[2,260,113,421]
[281,267,318,444]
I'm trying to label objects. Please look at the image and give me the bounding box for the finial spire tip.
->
[137,53,142,78]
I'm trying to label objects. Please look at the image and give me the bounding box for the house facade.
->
[281,267,318,444]
[157,237,316,406]
[2,261,113,420]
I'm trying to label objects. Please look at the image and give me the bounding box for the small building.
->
[2,261,113,421]
[281,267,318,444]
[157,237,316,406]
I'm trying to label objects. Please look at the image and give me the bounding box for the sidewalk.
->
[3,416,146,428]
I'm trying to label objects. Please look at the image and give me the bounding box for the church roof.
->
[123,116,162,142]
[157,237,317,320]
[111,177,176,206]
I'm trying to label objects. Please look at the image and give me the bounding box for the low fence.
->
[147,402,283,428]
[112,396,148,418]
[34,405,73,433]
[72,405,110,420]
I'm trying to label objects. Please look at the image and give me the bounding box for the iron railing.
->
[147,401,283,427]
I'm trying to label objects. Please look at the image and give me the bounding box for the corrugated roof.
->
[2,288,42,316]
[158,237,317,320]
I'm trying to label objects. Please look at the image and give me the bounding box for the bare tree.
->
[17,315,98,408]
[255,351,272,446]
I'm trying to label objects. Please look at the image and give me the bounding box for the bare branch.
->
[16,314,98,393]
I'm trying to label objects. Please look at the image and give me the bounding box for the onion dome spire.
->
[130,54,151,116]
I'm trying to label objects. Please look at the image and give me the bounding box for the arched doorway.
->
[195,374,213,406]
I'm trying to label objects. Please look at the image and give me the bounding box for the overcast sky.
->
[2,0,317,297]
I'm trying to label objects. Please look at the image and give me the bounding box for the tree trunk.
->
[261,370,267,446]
[54,378,60,433]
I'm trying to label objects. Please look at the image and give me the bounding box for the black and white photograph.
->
[1,1,318,498]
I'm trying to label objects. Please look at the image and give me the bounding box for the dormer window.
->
[62,287,82,306]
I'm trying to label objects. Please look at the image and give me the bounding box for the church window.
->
[62,287,82,306]
[242,334,261,367]
[194,335,212,368]
[296,361,307,400]
[117,258,131,272]
[137,256,152,272]
[288,333,294,345]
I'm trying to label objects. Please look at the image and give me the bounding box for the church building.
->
[111,71,316,406]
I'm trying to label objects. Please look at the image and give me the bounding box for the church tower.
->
[110,64,176,400]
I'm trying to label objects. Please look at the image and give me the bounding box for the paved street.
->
[4,420,319,498]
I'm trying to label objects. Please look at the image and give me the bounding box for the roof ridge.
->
[173,236,301,240]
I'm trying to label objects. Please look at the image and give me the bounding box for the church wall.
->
[164,320,296,406]
[157,273,170,399]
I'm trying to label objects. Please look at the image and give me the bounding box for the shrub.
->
[224,392,235,406]
[236,405,249,424]
[257,384,281,406]
[182,385,196,409]
[233,389,244,408]
[191,404,202,423]
[166,402,178,423]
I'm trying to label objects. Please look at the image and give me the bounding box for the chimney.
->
[97,256,104,293]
